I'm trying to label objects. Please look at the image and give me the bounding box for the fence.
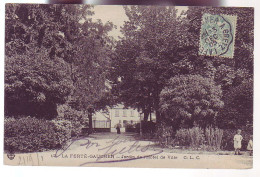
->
[93,120,111,129]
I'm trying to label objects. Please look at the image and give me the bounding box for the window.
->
[115,110,119,117]
[130,110,134,117]
[123,110,127,117]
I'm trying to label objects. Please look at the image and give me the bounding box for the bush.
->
[4,116,71,153]
[125,123,136,132]
[143,121,156,133]
[135,123,140,133]
[156,125,205,149]
[174,128,190,146]
[57,105,88,137]
[155,122,175,147]
[187,127,205,149]
[174,127,224,150]
[51,119,72,145]
[221,129,236,150]
[173,127,205,149]
[136,121,156,134]
[125,123,135,129]
[205,127,223,150]
[156,123,250,151]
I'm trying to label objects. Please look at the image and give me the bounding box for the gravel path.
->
[4,132,253,168]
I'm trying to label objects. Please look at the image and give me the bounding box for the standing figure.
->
[234,129,243,155]
[116,124,121,134]
[247,135,253,156]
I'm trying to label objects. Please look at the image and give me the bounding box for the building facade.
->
[92,104,141,132]
[92,104,156,132]
[109,104,140,132]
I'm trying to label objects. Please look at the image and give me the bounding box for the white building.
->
[109,104,141,132]
[92,104,141,132]
[92,111,111,131]
[93,104,156,132]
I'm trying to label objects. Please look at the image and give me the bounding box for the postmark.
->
[199,13,237,58]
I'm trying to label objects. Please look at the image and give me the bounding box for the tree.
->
[182,7,254,89]
[182,7,253,75]
[160,75,224,130]
[111,6,253,132]
[5,4,77,118]
[111,6,186,122]
[182,7,254,127]
[5,4,93,59]
[216,78,253,129]
[66,11,115,133]
[5,48,72,119]
[5,4,115,124]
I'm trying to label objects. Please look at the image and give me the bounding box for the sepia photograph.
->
[4,4,254,168]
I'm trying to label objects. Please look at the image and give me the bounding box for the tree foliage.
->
[5,4,114,119]
[111,6,253,129]
[217,78,253,128]
[183,7,254,76]
[160,75,224,128]
[5,4,253,133]
[5,48,72,118]
[111,6,185,121]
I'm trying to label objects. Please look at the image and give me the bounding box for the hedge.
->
[4,116,71,153]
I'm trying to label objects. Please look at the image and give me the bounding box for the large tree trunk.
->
[154,94,162,125]
[143,109,149,122]
[153,85,163,124]
[88,108,93,134]
[155,110,161,124]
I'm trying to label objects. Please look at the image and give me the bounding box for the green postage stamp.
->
[199,13,237,58]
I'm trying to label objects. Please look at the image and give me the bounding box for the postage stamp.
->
[199,13,237,58]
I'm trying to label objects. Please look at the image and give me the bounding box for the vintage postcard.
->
[4,4,254,168]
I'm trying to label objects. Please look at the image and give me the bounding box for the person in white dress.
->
[234,129,243,155]
[247,135,253,156]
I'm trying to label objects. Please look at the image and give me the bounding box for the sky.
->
[92,5,127,39]
[91,5,188,39]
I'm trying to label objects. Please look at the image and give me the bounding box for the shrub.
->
[57,105,88,137]
[125,123,135,129]
[155,122,174,147]
[174,127,223,150]
[142,121,156,134]
[221,129,236,150]
[51,119,72,145]
[205,127,223,150]
[136,121,156,134]
[174,127,205,148]
[156,125,205,149]
[4,116,71,153]
[125,123,136,132]
[187,127,205,149]
[135,123,140,133]
[174,128,190,146]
